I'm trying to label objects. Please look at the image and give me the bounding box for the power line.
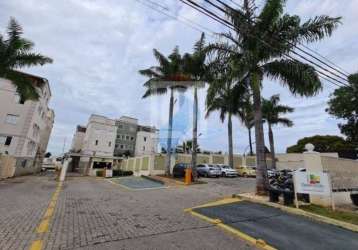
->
[181,0,350,88]
[134,0,216,37]
[211,0,351,80]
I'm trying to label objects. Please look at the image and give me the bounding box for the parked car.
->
[172,163,191,178]
[237,166,256,177]
[196,164,221,177]
[217,164,238,177]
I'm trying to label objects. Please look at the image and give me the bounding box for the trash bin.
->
[283,190,294,206]
[184,168,192,185]
[269,188,280,203]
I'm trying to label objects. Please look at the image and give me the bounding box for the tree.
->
[327,73,358,146]
[206,56,248,169]
[139,47,189,176]
[237,92,255,156]
[183,33,207,180]
[262,94,294,169]
[0,18,53,102]
[208,0,340,194]
[287,135,355,153]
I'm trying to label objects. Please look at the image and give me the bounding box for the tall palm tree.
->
[183,33,207,179]
[206,57,248,169]
[208,0,340,194]
[238,92,255,156]
[0,18,53,102]
[139,47,189,176]
[262,94,294,169]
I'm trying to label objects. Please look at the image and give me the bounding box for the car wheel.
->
[222,172,226,177]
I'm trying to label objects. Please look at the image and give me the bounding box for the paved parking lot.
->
[0,174,256,250]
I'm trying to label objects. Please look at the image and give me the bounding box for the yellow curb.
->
[48,200,57,208]
[187,207,277,250]
[190,197,241,209]
[43,207,54,218]
[36,218,49,233]
[236,194,358,233]
[29,240,43,250]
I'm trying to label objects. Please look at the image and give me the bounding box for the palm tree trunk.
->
[248,127,253,156]
[251,72,268,195]
[165,88,174,176]
[228,112,234,169]
[191,87,198,180]
[268,123,276,169]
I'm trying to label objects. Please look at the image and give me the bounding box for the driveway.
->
[194,200,358,250]
[0,174,256,250]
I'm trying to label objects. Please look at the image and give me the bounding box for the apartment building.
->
[135,125,159,156]
[70,115,158,175]
[0,72,54,175]
[114,116,138,157]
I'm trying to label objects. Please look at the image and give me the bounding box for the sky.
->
[0,0,357,155]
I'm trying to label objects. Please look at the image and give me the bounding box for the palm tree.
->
[0,18,53,102]
[206,57,248,169]
[238,92,255,156]
[183,33,207,179]
[209,0,340,194]
[262,94,294,169]
[139,47,189,176]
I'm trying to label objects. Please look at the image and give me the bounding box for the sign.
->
[293,171,331,196]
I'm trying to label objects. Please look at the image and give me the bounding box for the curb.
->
[234,194,358,233]
[141,175,166,185]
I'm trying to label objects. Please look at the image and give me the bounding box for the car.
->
[172,163,191,178]
[237,166,256,177]
[196,164,221,177]
[217,164,238,177]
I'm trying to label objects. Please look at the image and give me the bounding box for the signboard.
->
[293,171,331,196]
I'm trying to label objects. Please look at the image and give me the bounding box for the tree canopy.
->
[286,135,355,153]
[327,73,358,146]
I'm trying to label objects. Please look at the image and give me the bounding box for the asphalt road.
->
[194,200,358,250]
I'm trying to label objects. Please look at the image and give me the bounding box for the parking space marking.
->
[185,198,277,250]
[29,181,63,250]
[29,240,43,250]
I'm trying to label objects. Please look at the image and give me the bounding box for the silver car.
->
[196,164,221,177]
[217,164,238,177]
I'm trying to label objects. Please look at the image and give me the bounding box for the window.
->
[120,145,124,149]
[130,137,134,141]
[126,135,129,140]
[33,124,40,138]
[5,136,12,146]
[121,135,125,140]
[117,135,120,139]
[95,140,98,146]
[0,136,6,144]
[108,142,111,147]
[143,146,145,151]
[118,124,123,129]
[144,137,147,142]
[5,114,19,125]
[26,141,36,155]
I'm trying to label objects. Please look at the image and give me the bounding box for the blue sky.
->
[0,0,357,155]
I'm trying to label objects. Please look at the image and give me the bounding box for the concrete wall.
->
[321,156,358,190]
[135,130,158,157]
[0,155,16,179]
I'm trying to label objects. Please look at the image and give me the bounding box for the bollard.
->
[184,168,192,185]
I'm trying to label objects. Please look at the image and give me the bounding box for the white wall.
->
[135,130,158,156]
[82,115,116,157]
[71,130,85,152]
[0,77,53,158]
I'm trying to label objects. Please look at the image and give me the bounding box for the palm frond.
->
[142,87,167,98]
[14,53,53,68]
[263,59,322,97]
[298,16,341,43]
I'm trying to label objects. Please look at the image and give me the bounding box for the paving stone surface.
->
[0,174,256,250]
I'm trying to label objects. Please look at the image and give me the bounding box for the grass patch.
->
[300,204,358,225]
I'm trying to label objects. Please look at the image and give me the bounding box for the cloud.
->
[0,0,356,155]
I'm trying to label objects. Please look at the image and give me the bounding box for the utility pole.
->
[62,137,67,155]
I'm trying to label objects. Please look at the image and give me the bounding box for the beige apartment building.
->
[0,72,54,176]
[69,114,158,175]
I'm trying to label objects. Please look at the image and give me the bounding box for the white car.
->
[217,164,238,177]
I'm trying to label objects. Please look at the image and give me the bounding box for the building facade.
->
[70,115,158,175]
[135,125,159,156]
[0,72,54,175]
[114,116,138,157]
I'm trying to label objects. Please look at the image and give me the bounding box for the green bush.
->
[112,169,133,177]
[96,170,104,177]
